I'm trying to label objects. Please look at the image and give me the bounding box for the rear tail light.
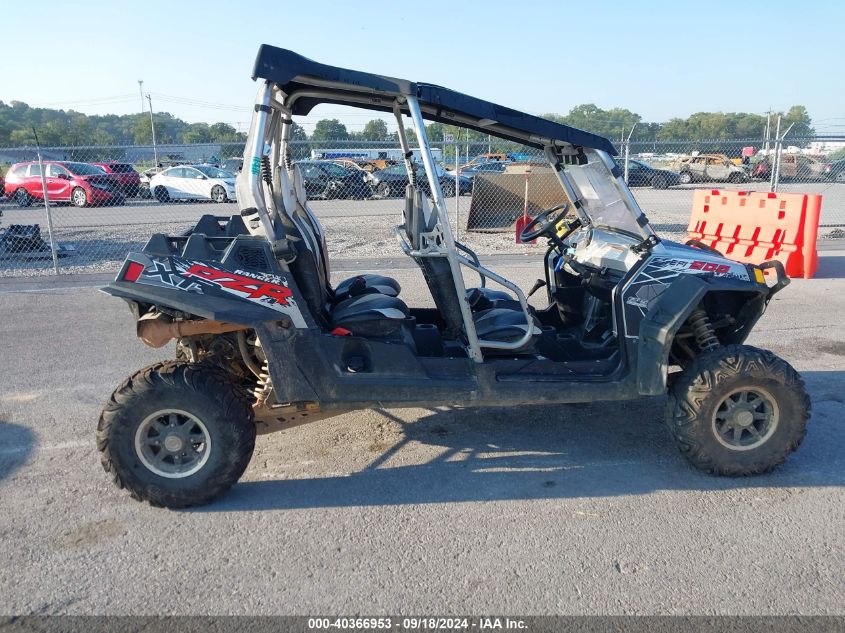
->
[123,261,144,282]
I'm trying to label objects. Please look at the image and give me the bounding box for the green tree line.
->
[0,101,248,147]
[0,99,814,149]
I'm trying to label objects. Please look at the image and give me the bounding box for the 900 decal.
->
[689,260,731,275]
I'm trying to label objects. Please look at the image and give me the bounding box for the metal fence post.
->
[773,122,794,193]
[623,141,630,184]
[35,149,59,274]
[769,116,781,192]
[622,124,635,184]
[454,148,460,242]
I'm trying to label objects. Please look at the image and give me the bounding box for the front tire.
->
[665,344,809,476]
[376,182,392,198]
[154,186,171,203]
[14,189,31,207]
[71,187,88,207]
[678,171,693,185]
[211,185,227,203]
[97,361,256,508]
[652,174,669,189]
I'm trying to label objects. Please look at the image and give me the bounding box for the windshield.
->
[319,162,351,177]
[65,162,106,176]
[565,150,653,239]
[194,165,234,179]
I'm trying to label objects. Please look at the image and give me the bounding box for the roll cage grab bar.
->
[240,81,592,363]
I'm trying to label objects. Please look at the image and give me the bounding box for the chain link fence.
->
[1,137,843,277]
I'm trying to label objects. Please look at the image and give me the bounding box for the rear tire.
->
[211,185,227,203]
[14,189,31,207]
[665,344,809,476]
[97,361,256,508]
[442,181,456,197]
[728,172,745,184]
[154,186,170,203]
[678,171,693,185]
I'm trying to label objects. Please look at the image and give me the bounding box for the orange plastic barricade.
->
[686,189,821,279]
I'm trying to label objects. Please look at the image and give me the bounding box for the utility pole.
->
[138,80,145,113]
[146,93,158,167]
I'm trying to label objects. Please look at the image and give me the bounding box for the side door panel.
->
[162,168,184,199]
[183,168,208,199]
[45,164,72,200]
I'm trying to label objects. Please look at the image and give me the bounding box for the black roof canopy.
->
[252,45,617,155]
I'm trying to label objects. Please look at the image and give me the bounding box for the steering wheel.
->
[519,203,570,243]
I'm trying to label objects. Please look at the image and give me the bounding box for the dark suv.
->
[92,162,142,197]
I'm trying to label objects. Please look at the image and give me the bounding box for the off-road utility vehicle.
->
[97,45,809,508]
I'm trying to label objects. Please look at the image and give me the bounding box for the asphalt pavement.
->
[0,257,843,615]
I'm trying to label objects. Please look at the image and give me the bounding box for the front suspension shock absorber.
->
[252,358,273,406]
[689,308,719,352]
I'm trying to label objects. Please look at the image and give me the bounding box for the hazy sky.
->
[2,0,843,133]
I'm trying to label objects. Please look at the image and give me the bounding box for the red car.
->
[91,162,142,197]
[3,161,124,207]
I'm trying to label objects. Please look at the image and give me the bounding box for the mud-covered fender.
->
[636,275,769,396]
[636,275,707,396]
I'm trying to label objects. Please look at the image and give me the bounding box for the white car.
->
[149,164,237,203]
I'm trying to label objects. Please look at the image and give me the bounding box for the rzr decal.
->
[185,264,294,307]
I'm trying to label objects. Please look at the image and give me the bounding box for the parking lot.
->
[0,254,843,615]
[1,179,843,277]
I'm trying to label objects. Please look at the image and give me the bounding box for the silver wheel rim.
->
[73,189,86,206]
[836,172,845,183]
[134,409,212,478]
[212,187,225,202]
[711,387,779,451]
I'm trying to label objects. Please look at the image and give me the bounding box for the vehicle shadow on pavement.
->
[0,421,36,483]
[197,370,845,512]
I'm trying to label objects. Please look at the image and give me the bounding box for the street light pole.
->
[138,80,144,113]
[146,93,158,167]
